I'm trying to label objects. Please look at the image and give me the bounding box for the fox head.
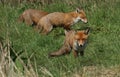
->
[75,8,88,23]
[74,28,90,47]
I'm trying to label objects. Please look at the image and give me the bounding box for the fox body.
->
[18,9,48,26]
[37,8,87,34]
[49,28,90,58]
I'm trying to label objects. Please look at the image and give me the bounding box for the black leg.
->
[80,51,84,56]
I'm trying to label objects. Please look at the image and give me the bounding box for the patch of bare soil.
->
[73,66,120,77]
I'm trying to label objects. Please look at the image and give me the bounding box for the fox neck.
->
[73,17,80,24]
[68,11,78,17]
[68,12,80,25]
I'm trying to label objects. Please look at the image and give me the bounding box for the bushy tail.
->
[48,45,71,57]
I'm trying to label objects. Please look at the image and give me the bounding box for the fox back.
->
[37,8,88,34]
[18,9,48,26]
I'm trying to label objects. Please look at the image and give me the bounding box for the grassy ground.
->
[0,0,120,77]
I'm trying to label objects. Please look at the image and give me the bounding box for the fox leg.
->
[34,25,43,33]
[42,24,53,35]
[41,29,48,35]
[49,46,71,57]
[80,51,84,56]
[73,51,84,57]
[73,50,78,58]
[24,15,33,26]
[64,24,71,30]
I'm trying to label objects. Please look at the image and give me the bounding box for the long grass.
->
[0,0,120,77]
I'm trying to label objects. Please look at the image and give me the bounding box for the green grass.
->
[0,0,120,77]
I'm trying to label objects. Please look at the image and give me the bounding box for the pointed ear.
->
[84,27,90,35]
[76,8,81,13]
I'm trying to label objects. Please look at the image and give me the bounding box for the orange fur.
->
[49,28,90,58]
[37,8,87,34]
[18,9,48,26]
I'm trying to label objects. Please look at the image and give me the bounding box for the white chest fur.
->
[72,17,80,25]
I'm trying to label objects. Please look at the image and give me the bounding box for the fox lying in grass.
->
[49,28,90,58]
[18,9,48,26]
[37,8,88,34]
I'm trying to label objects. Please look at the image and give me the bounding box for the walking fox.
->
[49,28,90,58]
[37,8,88,34]
[18,9,48,26]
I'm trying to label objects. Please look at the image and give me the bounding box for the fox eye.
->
[82,38,86,41]
[77,38,80,40]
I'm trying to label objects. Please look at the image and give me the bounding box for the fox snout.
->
[84,19,88,23]
[79,44,83,47]
[78,43,84,47]
[81,18,88,23]
[75,41,84,47]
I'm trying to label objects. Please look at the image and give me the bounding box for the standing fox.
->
[37,8,88,34]
[49,28,90,58]
[18,9,48,26]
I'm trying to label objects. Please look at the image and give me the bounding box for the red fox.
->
[49,28,90,58]
[37,8,88,34]
[18,9,48,26]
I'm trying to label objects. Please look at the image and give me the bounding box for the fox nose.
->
[84,20,88,23]
[80,45,83,47]
[85,21,88,23]
[78,42,83,47]
[78,44,83,47]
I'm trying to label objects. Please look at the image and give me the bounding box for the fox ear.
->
[76,8,81,13]
[76,7,82,13]
[84,27,90,35]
